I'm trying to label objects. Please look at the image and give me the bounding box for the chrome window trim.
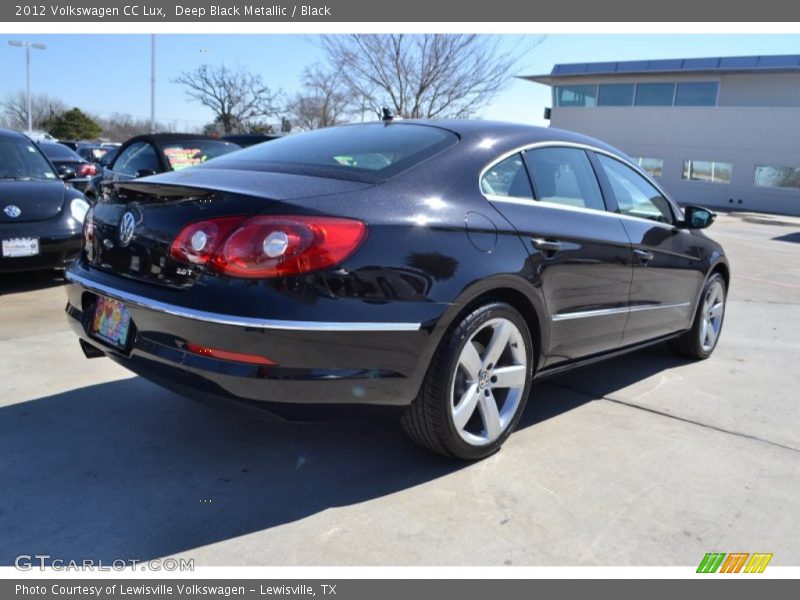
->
[551,302,691,322]
[478,140,683,229]
[65,271,422,332]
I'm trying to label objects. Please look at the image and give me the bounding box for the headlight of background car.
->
[70,198,90,224]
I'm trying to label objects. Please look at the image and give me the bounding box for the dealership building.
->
[523,55,800,216]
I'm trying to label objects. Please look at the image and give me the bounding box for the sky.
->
[1,33,799,131]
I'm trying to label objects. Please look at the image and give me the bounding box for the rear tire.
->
[401,302,534,460]
[669,272,727,359]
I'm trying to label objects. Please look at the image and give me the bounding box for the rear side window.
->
[480,153,533,198]
[526,147,605,211]
[206,123,457,181]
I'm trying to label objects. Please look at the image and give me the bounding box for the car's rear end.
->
[64,123,461,417]
[39,142,98,194]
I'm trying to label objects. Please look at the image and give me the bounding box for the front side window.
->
[634,83,675,106]
[526,147,605,211]
[754,165,800,189]
[555,85,598,107]
[480,153,533,198]
[683,160,732,184]
[597,154,675,224]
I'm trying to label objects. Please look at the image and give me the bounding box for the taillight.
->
[169,217,247,266]
[83,205,95,243]
[83,205,95,258]
[170,215,367,278]
[76,163,96,177]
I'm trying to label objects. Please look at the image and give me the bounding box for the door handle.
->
[531,238,563,253]
[634,248,654,262]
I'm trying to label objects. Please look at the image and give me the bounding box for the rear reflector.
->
[185,342,277,366]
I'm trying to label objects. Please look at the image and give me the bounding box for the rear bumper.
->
[64,263,446,414]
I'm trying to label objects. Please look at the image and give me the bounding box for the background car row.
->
[0,130,279,273]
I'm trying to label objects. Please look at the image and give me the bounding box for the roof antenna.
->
[381,108,394,124]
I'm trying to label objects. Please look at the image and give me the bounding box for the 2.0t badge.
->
[118,211,136,247]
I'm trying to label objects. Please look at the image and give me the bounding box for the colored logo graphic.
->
[697,552,773,573]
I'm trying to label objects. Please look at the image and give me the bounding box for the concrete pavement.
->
[1,212,798,566]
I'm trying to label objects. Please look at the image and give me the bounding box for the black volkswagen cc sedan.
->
[64,120,729,459]
[1,129,90,273]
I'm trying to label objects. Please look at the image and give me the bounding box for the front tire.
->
[669,272,727,359]
[401,302,534,460]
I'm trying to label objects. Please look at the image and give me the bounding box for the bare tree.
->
[321,35,538,119]
[173,64,280,135]
[2,91,67,131]
[288,64,355,130]
[94,112,176,142]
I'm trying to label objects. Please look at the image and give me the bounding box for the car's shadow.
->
[0,270,65,295]
[0,345,687,564]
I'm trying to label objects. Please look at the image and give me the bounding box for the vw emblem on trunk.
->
[3,205,21,218]
[118,211,136,247]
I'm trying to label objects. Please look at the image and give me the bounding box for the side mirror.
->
[136,168,157,178]
[57,165,77,180]
[682,205,716,229]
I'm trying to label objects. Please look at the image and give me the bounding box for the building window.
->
[632,157,664,178]
[683,160,733,184]
[597,84,635,106]
[555,85,598,107]
[634,83,676,106]
[674,82,718,106]
[754,165,800,189]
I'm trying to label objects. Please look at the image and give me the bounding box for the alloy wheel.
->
[450,317,528,446]
[699,279,725,352]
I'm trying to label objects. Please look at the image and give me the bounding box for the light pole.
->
[8,40,47,133]
[150,34,156,133]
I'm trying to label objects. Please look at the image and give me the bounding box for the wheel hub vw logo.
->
[3,205,21,218]
[478,371,491,389]
[118,211,136,247]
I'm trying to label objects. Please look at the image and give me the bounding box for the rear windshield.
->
[41,143,82,161]
[80,146,109,161]
[203,123,458,181]
[160,140,239,171]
